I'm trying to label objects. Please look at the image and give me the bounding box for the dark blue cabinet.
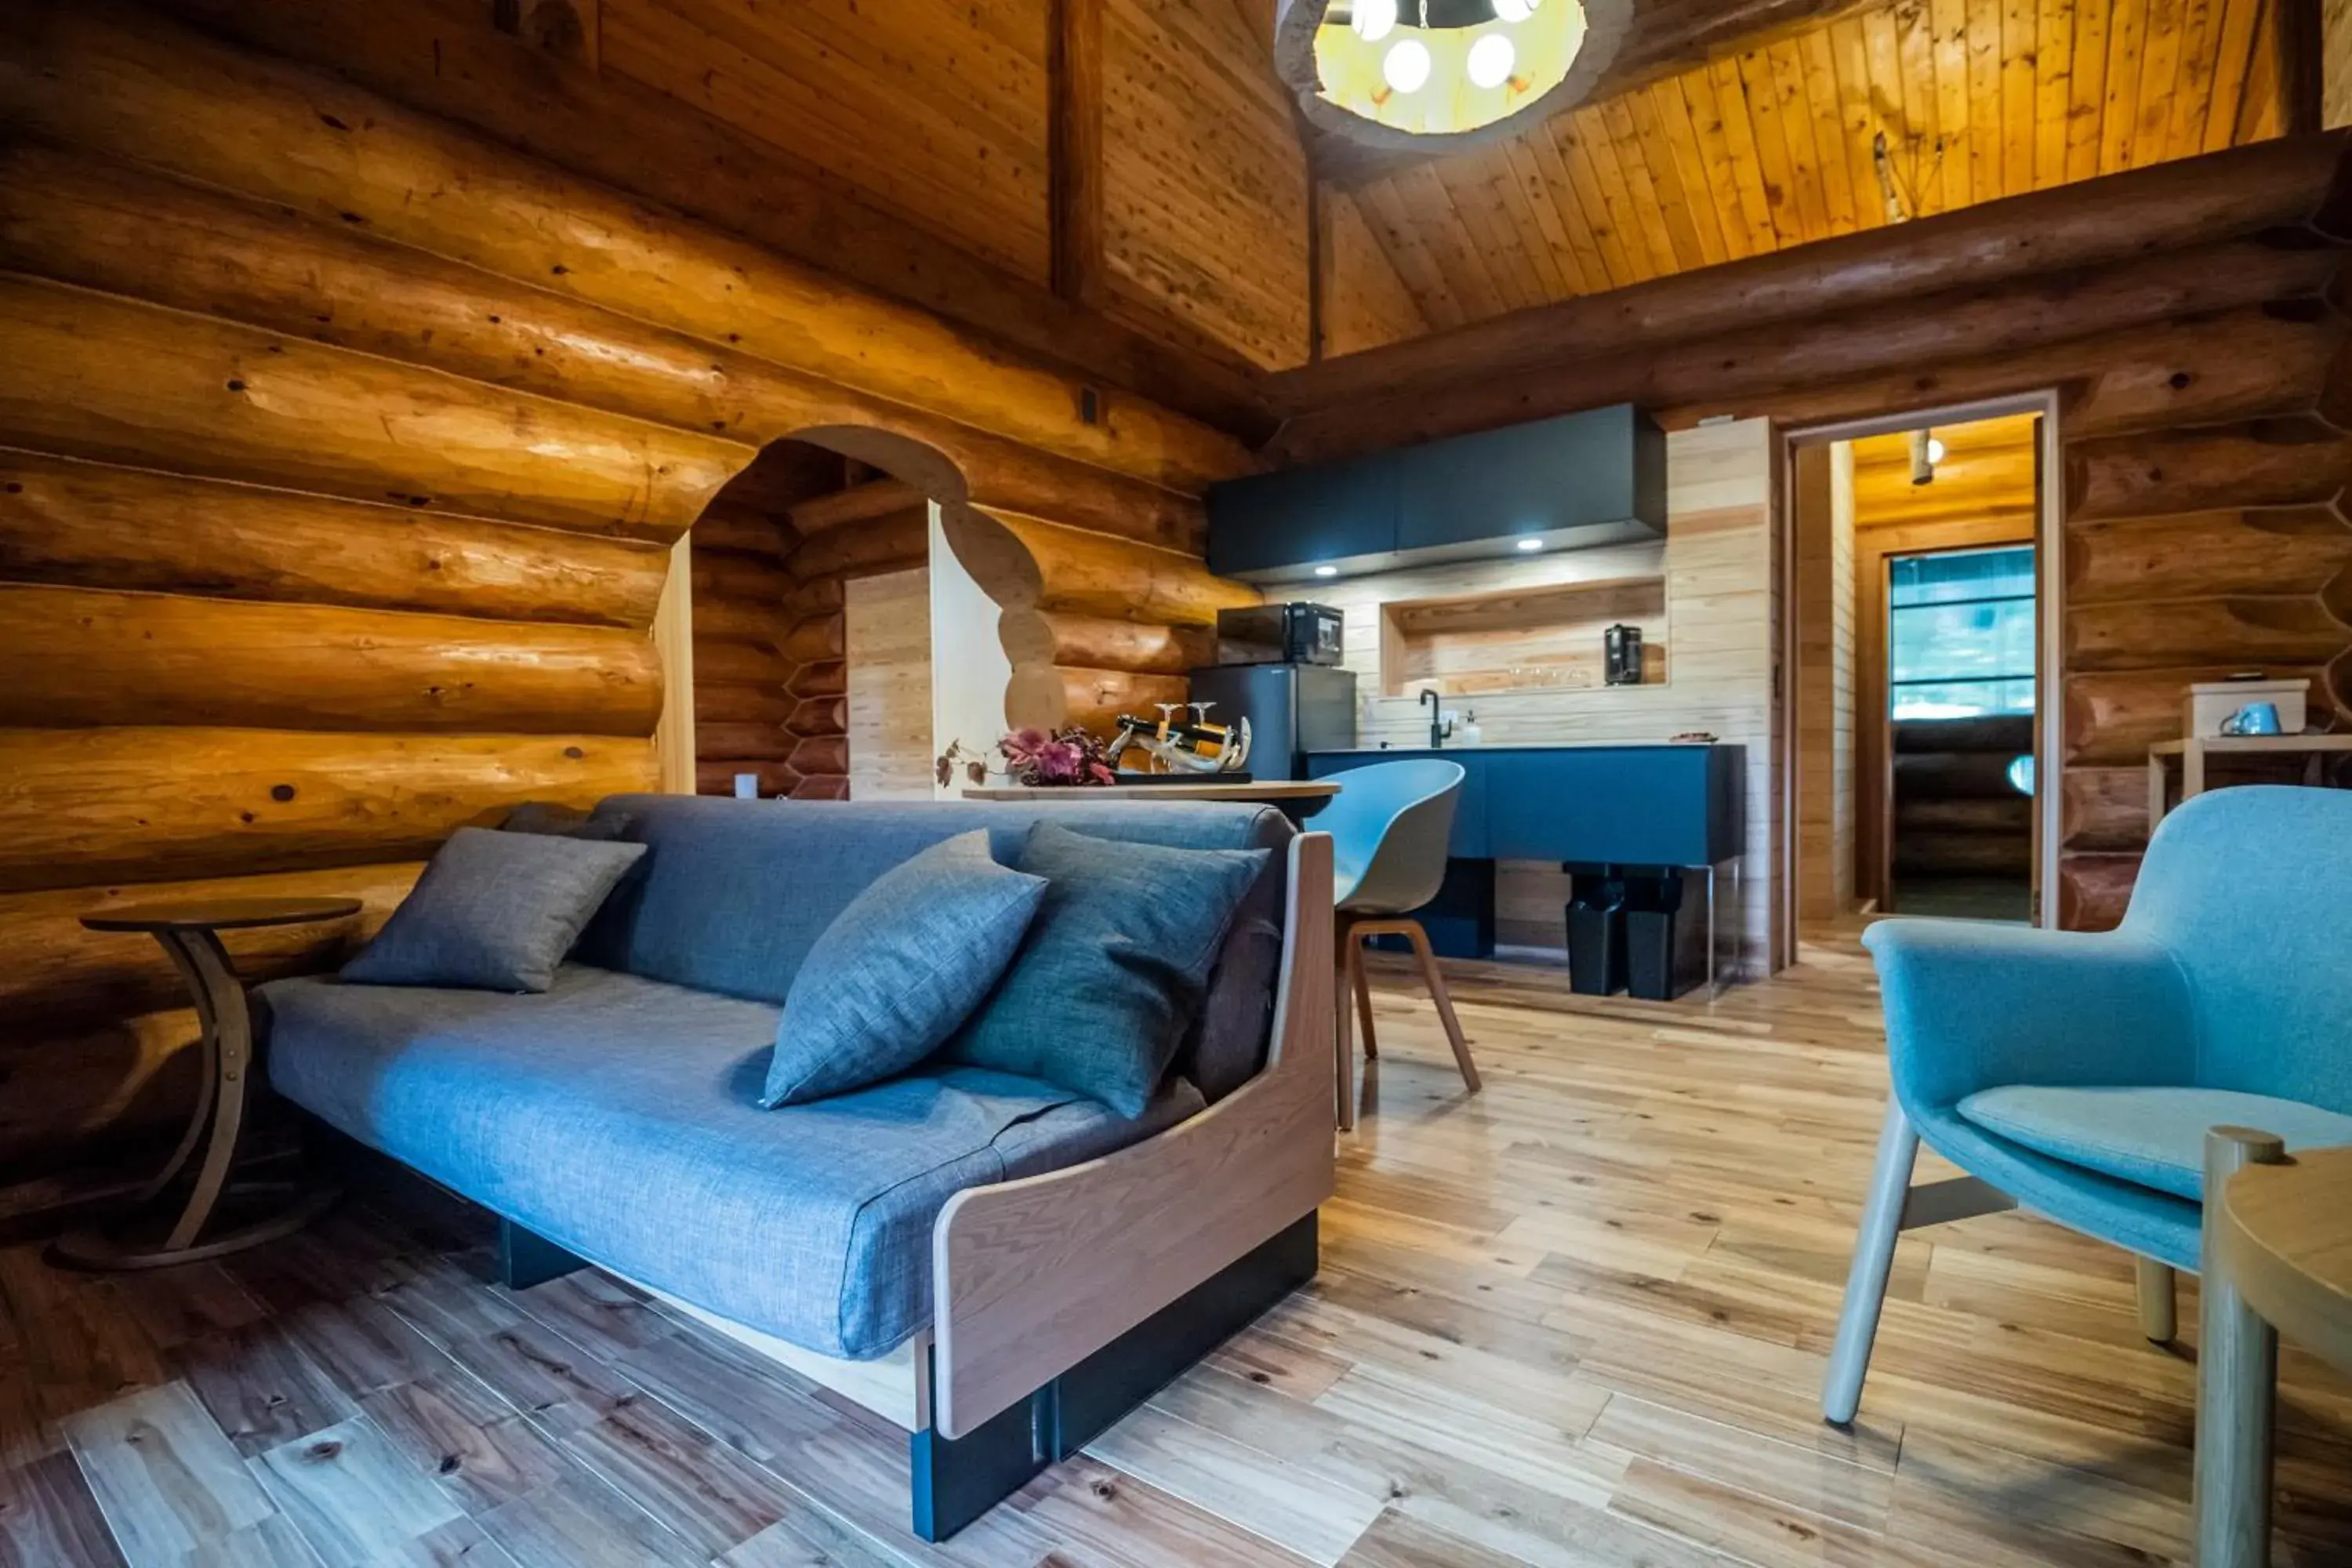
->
[1204,451,1396,579]
[1207,405,1665,583]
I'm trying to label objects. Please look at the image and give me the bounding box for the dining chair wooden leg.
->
[1398,921,1479,1093]
[1334,928,1357,1133]
[2136,1256,2177,1344]
[1350,940,1378,1061]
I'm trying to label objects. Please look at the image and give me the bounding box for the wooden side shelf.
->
[1379,575,1667,696]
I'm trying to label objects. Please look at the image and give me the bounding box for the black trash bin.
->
[1564,865,1627,996]
[1623,866,1708,1001]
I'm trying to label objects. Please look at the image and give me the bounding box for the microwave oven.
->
[1214,603,1345,666]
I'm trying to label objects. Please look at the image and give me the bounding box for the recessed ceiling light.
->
[1312,564,1340,578]
[1382,38,1432,93]
[1515,538,1544,552]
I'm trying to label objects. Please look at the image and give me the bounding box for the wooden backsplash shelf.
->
[1380,575,1668,696]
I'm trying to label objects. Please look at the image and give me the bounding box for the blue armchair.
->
[1824,786,2352,1425]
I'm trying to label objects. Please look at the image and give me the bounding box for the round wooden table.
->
[52,897,362,1270]
[2194,1132,2352,1566]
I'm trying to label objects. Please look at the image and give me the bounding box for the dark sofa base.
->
[911,1210,1319,1541]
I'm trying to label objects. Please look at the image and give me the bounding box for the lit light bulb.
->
[1492,0,1539,20]
[1466,31,1515,89]
[1312,564,1340,578]
[1352,0,1398,42]
[1383,38,1432,93]
[1926,437,1947,464]
[1515,537,1544,552]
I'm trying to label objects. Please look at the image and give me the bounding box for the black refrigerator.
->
[1187,663,1357,781]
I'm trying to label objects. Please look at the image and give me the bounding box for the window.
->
[1889,546,2035,720]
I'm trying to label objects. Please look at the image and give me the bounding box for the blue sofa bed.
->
[258,794,1338,1539]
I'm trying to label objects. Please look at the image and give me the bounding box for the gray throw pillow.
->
[341,827,647,993]
[763,831,1047,1107]
[942,821,1269,1117]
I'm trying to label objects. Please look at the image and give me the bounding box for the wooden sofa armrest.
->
[929,830,1336,1439]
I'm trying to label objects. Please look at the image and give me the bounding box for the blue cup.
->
[2222,702,2284,736]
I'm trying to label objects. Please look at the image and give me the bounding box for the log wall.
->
[0,0,1256,1173]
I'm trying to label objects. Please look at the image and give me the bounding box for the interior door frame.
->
[1777,390,2064,935]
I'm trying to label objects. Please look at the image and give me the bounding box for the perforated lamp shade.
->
[1272,0,1629,154]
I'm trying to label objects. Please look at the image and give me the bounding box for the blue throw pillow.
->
[942,821,1269,1117]
[342,826,646,993]
[761,830,1047,1107]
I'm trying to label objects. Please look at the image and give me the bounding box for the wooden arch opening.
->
[682,426,962,801]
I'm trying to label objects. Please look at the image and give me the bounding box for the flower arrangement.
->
[936,727,1119,789]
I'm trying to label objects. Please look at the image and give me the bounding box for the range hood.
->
[1207,403,1666,585]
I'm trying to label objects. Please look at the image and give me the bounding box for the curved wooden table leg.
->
[165,930,252,1252]
[129,931,220,1205]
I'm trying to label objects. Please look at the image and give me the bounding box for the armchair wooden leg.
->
[1824,1098,1921,1425]
[2136,1257,2177,1344]
[1350,942,1378,1062]
[1398,921,1479,1093]
[1334,927,1357,1134]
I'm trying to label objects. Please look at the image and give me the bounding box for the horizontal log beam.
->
[1271,132,2352,417]
[694,721,795,762]
[781,615,847,665]
[0,727,654,891]
[790,735,848,777]
[788,661,847,699]
[1658,303,2349,438]
[692,504,789,561]
[131,0,1273,447]
[0,586,662,735]
[2058,852,2142,931]
[694,684,793,728]
[2067,427,2352,521]
[790,776,849,801]
[695,641,793,688]
[0,139,1211,552]
[691,596,782,649]
[0,861,417,1033]
[999,610,1217,677]
[787,479,924,535]
[0,274,740,542]
[0,449,667,629]
[2067,507,2352,604]
[2066,595,2351,671]
[786,509,928,583]
[0,1,1259,492]
[787,698,849,739]
[0,1007,200,1165]
[783,578,847,622]
[942,510,1259,626]
[2060,767,2152,852]
[1272,241,2346,466]
[1006,665,1190,735]
[690,551,791,608]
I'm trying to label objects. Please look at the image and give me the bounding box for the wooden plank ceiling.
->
[1338,0,2294,335]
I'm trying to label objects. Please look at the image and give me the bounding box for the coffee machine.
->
[1605,623,1644,686]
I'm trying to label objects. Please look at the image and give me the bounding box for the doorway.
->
[1785,401,2057,931]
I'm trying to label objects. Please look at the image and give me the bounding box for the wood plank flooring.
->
[4,935,2350,1566]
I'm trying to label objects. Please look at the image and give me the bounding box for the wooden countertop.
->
[961,781,1339,803]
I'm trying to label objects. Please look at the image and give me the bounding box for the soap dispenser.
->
[1460,708,1483,746]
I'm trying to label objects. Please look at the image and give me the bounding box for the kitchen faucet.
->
[1421,688,1452,749]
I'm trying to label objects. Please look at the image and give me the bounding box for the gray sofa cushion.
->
[261,964,1202,1359]
[763,831,1045,1107]
[341,828,645,993]
[942,823,1267,1117]
[579,796,1295,1101]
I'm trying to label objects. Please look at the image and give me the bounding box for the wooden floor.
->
[5,935,2350,1566]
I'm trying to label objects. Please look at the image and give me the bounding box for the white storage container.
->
[2185,677,2308,738]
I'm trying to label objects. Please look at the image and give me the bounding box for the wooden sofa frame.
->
[514,830,1338,1539]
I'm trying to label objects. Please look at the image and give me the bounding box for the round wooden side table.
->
[2193,1131,2352,1567]
[50,896,363,1270]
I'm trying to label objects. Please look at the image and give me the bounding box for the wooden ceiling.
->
[1334,0,2296,336]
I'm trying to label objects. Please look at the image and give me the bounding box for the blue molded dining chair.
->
[1824,785,2352,1424]
[1316,759,1480,1131]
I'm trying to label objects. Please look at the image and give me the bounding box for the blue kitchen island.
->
[1308,742,1747,993]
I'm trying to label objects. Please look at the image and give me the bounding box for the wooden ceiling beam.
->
[1049,0,1109,309]
[1308,0,1875,189]
[1266,132,2352,436]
